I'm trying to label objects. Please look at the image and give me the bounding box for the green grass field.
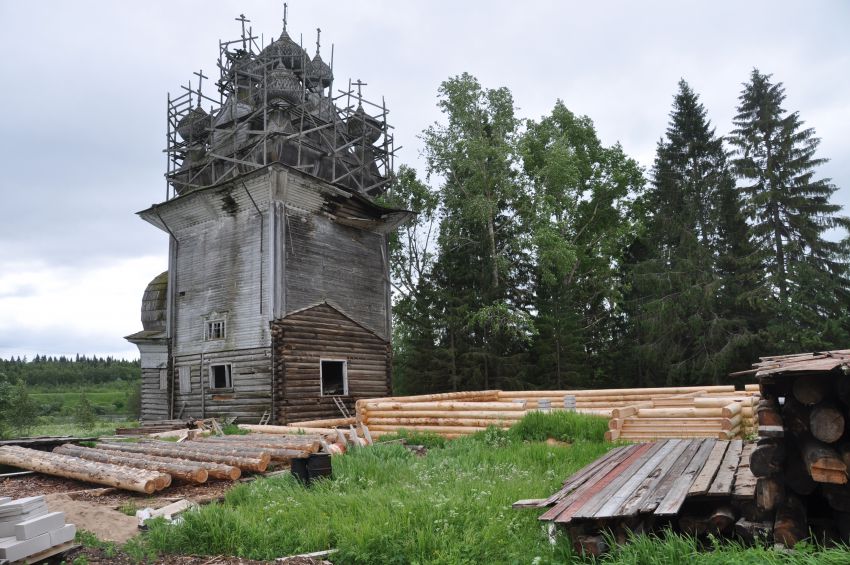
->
[136,413,849,564]
[28,380,138,419]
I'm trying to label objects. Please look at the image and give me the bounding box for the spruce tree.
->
[632,80,753,385]
[730,69,850,349]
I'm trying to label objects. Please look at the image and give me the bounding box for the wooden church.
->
[126,10,411,424]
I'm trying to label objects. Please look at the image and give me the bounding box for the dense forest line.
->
[385,69,850,394]
[0,355,140,387]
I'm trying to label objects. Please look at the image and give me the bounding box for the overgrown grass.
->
[144,415,613,563]
[510,410,609,443]
[594,531,850,564]
[137,412,847,564]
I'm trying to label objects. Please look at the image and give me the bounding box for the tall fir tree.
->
[730,69,850,350]
[632,80,753,386]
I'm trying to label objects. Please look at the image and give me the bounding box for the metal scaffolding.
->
[164,10,395,201]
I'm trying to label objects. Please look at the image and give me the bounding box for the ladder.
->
[332,396,351,419]
[258,410,272,425]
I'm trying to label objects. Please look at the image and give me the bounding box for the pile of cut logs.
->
[605,391,758,441]
[0,432,332,494]
[353,386,758,438]
[735,350,850,546]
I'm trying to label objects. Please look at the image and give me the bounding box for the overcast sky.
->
[1,1,848,361]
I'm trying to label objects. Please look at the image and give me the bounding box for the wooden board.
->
[637,438,706,514]
[540,446,629,507]
[571,442,668,520]
[603,439,691,518]
[688,440,730,496]
[539,445,640,521]
[655,439,718,516]
[733,442,758,500]
[551,443,656,523]
[707,439,743,496]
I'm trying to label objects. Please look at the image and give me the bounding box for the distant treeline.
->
[0,355,140,387]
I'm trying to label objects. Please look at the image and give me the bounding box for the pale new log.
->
[364,391,500,403]
[367,424,485,434]
[96,443,269,472]
[621,417,726,429]
[360,401,525,412]
[0,446,162,494]
[366,417,514,427]
[288,417,355,427]
[497,385,734,398]
[53,444,208,484]
[722,402,743,419]
[694,397,753,409]
[773,494,807,547]
[636,407,724,418]
[239,424,338,435]
[363,410,523,420]
[610,403,654,419]
[809,403,845,444]
[792,375,832,406]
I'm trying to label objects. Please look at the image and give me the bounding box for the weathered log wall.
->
[273,303,391,424]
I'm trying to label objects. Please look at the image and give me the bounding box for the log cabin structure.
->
[126,9,411,424]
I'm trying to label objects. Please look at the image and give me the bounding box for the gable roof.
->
[282,300,387,342]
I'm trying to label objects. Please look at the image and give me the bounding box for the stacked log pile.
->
[521,438,759,556]
[733,350,850,547]
[354,387,759,438]
[0,432,334,493]
[606,394,758,441]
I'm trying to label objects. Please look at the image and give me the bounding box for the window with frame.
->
[205,320,226,341]
[320,360,347,396]
[209,364,232,389]
[178,366,191,393]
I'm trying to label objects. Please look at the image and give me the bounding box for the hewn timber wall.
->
[172,347,272,423]
[282,203,390,340]
[170,178,272,357]
[272,303,390,424]
[139,341,170,422]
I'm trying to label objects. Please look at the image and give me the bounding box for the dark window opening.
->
[210,364,232,389]
[321,360,347,396]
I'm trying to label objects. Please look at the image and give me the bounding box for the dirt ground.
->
[1,473,248,545]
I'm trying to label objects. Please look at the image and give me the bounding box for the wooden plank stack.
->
[605,393,758,441]
[0,496,76,564]
[735,350,850,547]
[522,438,759,556]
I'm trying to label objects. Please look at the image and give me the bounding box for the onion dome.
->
[176,106,210,143]
[254,67,302,104]
[260,29,309,71]
[212,95,253,128]
[305,53,333,90]
[141,272,168,332]
[347,104,383,143]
